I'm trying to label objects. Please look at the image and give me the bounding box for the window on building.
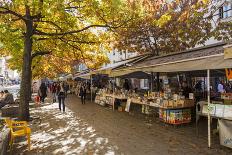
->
[219,4,232,19]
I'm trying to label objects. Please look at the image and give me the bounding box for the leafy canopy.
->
[114,0,232,55]
[0,0,133,78]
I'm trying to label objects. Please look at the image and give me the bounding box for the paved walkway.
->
[65,95,232,155]
[14,94,232,155]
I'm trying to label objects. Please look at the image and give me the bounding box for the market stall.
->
[109,42,232,148]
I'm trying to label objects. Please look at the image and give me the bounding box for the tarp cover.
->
[219,119,232,149]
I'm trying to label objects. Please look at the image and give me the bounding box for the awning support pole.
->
[207,69,211,148]
[91,75,93,103]
[151,72,154,92]
[113,76,115,111]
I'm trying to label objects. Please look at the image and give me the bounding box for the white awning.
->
[110,54,232,77]
[76,73,91,79]
[91,58,137,75]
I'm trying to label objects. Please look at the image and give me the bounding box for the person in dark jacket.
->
[182,82,193,99]
[51,82,57,103]
[39,83,47,103]
[57,82,66,112]
[123,79,130,91]
[0,90,14,109]
[64,82,69,98]
[79,84,87,104]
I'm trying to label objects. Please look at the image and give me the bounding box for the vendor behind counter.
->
[182,82,193,99]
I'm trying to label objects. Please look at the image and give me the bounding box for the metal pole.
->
[113,77,115,111]
[151,72,154,92]
[91,75,93,103]
[207,69,211,148]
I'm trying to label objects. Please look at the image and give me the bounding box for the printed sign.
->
[225,69,232,80]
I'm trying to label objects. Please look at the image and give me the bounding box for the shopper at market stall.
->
[194,80,203,102]
[57,82,66,112]
[217,81,225,93]
[38,82,48,103]
[123,79,130,91]
[80,83,87,104]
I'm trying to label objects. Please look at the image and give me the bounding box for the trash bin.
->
[219,119,232,149]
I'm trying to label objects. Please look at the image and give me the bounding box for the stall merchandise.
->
[159,108,192,125]
[95,88,195,125]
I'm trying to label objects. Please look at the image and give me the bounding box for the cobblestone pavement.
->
[13,94,232,155]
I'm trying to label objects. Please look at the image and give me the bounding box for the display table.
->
[96,90,195,125]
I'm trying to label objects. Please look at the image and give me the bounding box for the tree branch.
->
[34,24,110,36]
[0,7,26,21]
[31,51,51,59]
[34,20,63,30]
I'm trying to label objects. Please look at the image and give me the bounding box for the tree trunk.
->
[19,8,33,121]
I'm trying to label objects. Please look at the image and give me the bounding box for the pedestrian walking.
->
[39,83,47,103]
[79,84,87,104]
[57,82,66,112]
[51,82,57,103]
[64,82,69,98]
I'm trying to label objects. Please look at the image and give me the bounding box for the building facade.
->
[205,0,232,45]
[0,57,19,85]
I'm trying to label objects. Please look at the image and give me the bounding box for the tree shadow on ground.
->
[11,103,119,155]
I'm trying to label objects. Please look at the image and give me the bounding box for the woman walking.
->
[80,83,87,104]
[39,83,47,103]
[51,82,57,103]
[57,82,66,112]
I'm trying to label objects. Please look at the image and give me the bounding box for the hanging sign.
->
[224,45,232,59]
[225,69,232,80]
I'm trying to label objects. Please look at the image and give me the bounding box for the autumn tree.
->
[0,0,132,120]
[114,0,232,56]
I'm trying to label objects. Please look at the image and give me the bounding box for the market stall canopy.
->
[76,72,91,79]
[116,71,151,79]
[111,42,232,75]
[73,70,91,80]
[91,54,150,75]
[167,69,226,77]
